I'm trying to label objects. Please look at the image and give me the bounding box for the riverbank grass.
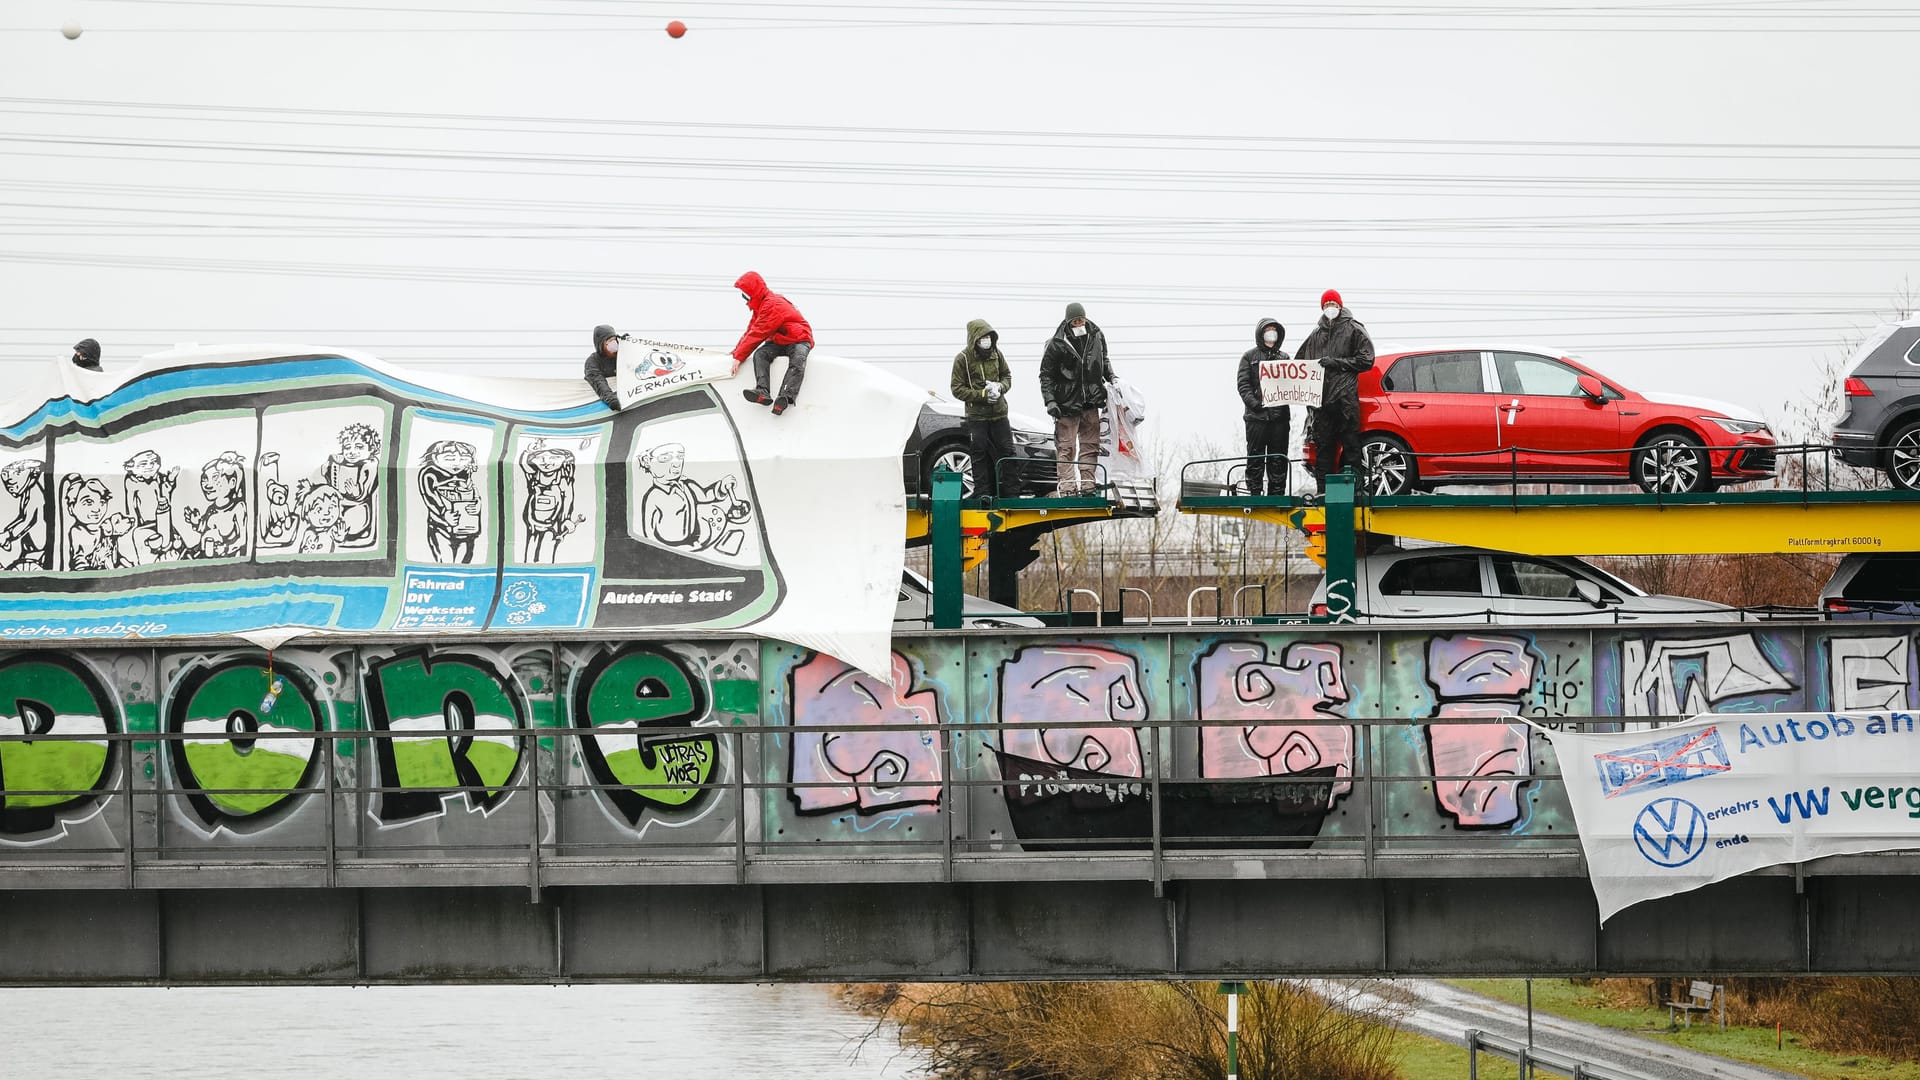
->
[1452,979,1920,1080]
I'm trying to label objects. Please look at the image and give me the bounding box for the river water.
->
[0,984,927,1079]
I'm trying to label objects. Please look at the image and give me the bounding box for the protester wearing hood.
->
[1235,318,1291,497]
[1296,290,1374,494]
[1038,302,1115,496]
[951,318,1015,499]
[584,325,622,410]
[71,338,102,372]
[732,271,815,416]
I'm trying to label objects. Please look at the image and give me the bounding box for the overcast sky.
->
[4,0,1918,457]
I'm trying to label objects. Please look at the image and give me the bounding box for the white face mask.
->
[1070,325,1087,338]
[1323,304,1341,321]
[605,339,619,355]
[1262,330,1279,346]
[977,338,992,351]
[740,293,751,304]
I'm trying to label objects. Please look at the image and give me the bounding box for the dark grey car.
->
[1831,320,1920,489]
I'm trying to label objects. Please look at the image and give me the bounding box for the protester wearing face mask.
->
[950,318,1016,500]
[1297,289,1375,495]
[1039,302,1116,496]
[584,324,623,410]
[71,338,102,372]
[1235,317,1291,497]
[731,270,815,416]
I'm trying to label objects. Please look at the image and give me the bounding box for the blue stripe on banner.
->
[2,357,603,439]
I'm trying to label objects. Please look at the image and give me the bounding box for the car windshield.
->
[1840,554,1920,601]
[1562,558,1648,597]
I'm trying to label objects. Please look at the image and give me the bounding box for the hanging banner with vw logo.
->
[615,339,739,408]
[1542,712,1920,924]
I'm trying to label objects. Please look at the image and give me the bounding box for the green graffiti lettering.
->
[166,660,322,826]
[575,647,716,826]
[0,656,118,836]
[366,650,525,823]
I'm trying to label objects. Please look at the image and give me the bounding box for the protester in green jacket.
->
[951,318,1014,498]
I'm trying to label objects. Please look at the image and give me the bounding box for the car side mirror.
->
[1576,374,1605,402]
[1573,579,1611,607]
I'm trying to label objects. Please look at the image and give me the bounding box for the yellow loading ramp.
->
[1179,490,1920,561]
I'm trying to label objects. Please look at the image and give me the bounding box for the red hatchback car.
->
[1307,346,1778,495]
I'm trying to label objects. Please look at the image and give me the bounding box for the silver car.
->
[1830,318,1920,489]
[1309,545,1741,623]
[895,569,1046,629]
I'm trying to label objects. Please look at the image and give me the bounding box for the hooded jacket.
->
[951,318,1013,422]
[1039,316,1113,416]
[1296,306,1374,408]
[731,271,815,362]
[1236,318,1290,420]
[584,324,620,409]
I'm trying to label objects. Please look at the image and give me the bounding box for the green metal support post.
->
[1319,470,1357,623]
[930,464,964,629]
[1218,981,1247,1079]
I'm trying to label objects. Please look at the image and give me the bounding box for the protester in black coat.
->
[1296,290,1374,493]
[1039,302,1115,495]
[1235,317,1291,496]
[585,324,621,410]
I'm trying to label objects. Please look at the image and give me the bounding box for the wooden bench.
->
[1668,980,1720,1029]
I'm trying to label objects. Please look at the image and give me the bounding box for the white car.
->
[895,568,1046,629]
[1308,545,1741,623]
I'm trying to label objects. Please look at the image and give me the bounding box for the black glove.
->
[1046,405,1063,419]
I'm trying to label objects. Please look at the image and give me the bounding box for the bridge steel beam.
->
[1,869,1918,984]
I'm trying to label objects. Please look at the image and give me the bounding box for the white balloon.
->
[61,21,83,40]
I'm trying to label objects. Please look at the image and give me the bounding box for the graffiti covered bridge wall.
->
[3,623,1914,860]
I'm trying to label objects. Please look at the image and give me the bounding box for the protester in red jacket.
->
[732,271,815,416]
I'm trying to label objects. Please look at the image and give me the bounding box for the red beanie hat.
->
[1320,289,1343,309]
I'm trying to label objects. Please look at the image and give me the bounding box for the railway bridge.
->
[3,622,1918,984]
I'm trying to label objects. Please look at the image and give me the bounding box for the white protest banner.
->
[1258,356,1322,408]
[1100,378,1151,480]
[0,343,920,680]
[615,338,739,408]
[1539,711,1920,924]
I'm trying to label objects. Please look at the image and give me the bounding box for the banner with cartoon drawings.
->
[0,344,920,677]
[1541,711,1920,924]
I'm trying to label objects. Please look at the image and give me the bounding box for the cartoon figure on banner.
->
[0,460,49,571]
[637,442,750,557]
[324,423,381,548]
[418,440,482,564]
[121,450,178,565]
[289,482,347,554]
[520,438,586,563]
[179,451,250,559]
[257,451,295,547]
[60,475,133,570]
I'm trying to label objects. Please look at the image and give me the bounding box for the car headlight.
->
[1011,430,1047,447]
[1703,416,1769,436]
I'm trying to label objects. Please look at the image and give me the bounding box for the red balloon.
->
[666,20,687,38]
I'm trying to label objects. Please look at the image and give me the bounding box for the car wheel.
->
[1886,420,1920,491]
[1359,434,1417,496]
[925,442,976,498]
[1633,431,1710,494]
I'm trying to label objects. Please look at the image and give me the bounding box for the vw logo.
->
[1632,797,1709,868]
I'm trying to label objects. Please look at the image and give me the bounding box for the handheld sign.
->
[615,339,738,409]
[1258,357,1321,408]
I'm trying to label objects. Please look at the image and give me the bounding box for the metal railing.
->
[0,709,1664,895]
[1466,1028,1655,1080]
[1177,441,1906,505]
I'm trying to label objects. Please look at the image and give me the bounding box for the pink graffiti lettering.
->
[789,652,942,815]
[1424,634,1536,828]
[997,645,1145,777]
[1196,640,1352,804]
